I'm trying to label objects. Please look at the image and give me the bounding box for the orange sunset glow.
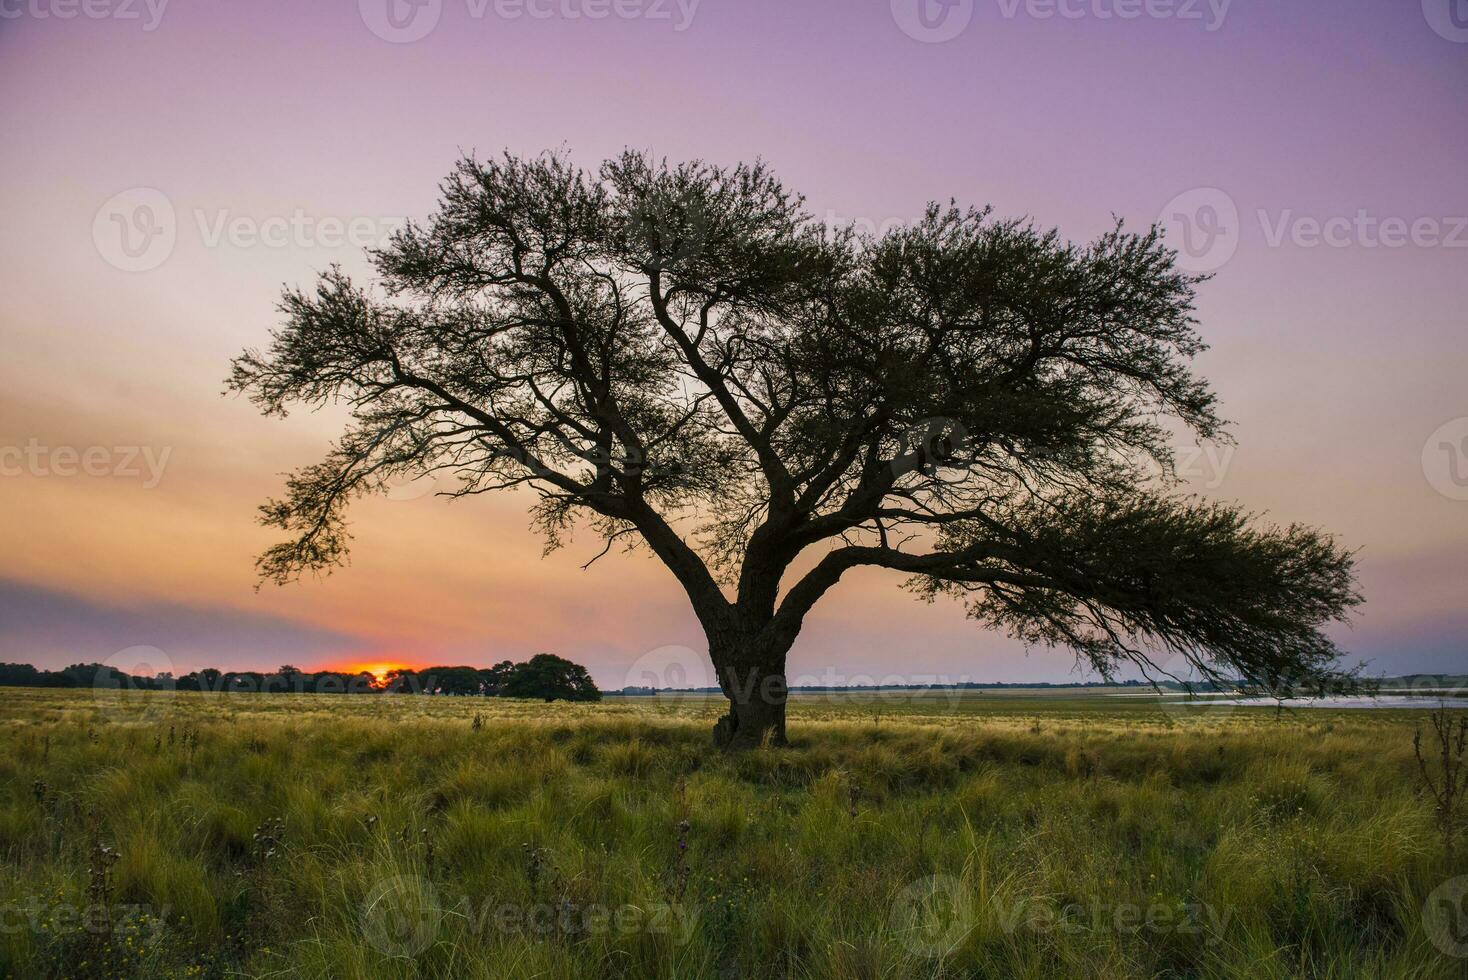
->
[326,660,421,683]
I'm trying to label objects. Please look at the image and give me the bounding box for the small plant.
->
[32,778,47,806]
[664,777,693,900]
[522,841,553,900]
[471,712,484,731]
[86,838,120,933]
[252,816,286,862]
[1413,705,1468,857]
[393,820,435,866]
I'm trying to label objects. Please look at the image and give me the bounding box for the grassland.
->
[0,687,1463,978]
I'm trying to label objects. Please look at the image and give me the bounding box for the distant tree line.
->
[0,653,601,702]
[617,679,1196,695]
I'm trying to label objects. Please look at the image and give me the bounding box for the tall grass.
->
[0,688,1461,978]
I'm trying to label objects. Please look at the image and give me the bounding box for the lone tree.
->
[503,653,603,703]
[230,150,1361,749]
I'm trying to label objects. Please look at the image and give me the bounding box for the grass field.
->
[1,687,1464,978]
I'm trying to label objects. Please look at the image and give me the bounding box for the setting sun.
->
[326,660,419,683]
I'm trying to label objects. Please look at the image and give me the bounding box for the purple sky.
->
[0,0,1464,687]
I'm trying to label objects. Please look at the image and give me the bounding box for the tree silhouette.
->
[230,150,1361,749]
[502,653,602,702]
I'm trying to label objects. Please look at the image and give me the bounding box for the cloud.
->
[0,577,368,672]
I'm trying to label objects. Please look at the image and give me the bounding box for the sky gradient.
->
[1,0,1464,688]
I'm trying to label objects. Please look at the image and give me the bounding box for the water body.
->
[1155,694,1462,710]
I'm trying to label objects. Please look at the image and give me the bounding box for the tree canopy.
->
[230,149,1361,748]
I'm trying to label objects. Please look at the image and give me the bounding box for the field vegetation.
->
[0,688,1463,978]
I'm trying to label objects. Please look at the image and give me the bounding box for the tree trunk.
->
[710,661,788,750]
